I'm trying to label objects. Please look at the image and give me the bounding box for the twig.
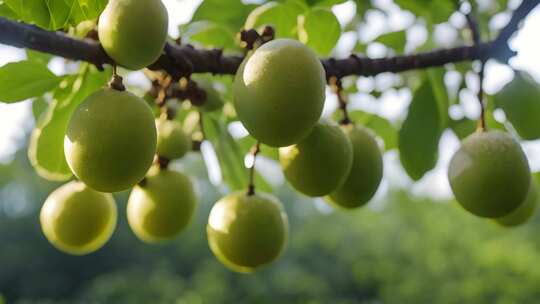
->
[329,77,350,125]
[477,62,486,131]
[247,142,261,196]
[461,2,487,131]
[0,1,535,79]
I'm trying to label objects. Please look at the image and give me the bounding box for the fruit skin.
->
[233,39,325,147]
[207,192,288,273]
[280,121,353,197]
[497,180,539,227]
[448,130,530,218]
[495,72,540,140]
[127,168,197,243]
[328,126,383,209]
[192,76,224,112]
[40,181,117,255]
[156,119,190,160]
[65,88,157,193]
[98,0,169,70]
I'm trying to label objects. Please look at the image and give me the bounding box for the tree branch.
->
[0,0,536,79]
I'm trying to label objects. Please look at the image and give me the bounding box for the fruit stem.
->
[239,26,275,51]
[157,156,170,170]
[138,177,147,188]
[198,110,207,141]
[461,3,487,132]
[476,61,487,132]
[329,76,351,126]
[247,142,261,196]
[108,65,125,91]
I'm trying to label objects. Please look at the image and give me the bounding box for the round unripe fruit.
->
[40,181,117,255]
[328,126,383,209]
[207,192,288,273]
[192,76,224,112]
[98,0,168,70]
[280,121,353,197]
[65,88,157,193]
[448,130,530,218]
[233,39,325,147]
[496,180,539,227]
[156,119,190,160]
[127,168,197,243]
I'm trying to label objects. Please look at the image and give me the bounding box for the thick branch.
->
[0,0,536,78]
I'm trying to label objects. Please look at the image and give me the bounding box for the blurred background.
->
[1,0,540,303]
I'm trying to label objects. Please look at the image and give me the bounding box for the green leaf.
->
[182,21,237,50]
[3,0,106,30]
[348,111,398,151]
[449,118,476,140]
[399,73,448,180]
[494,72,540,140]
[0,60,61,103]
[303,0,348,6]
[427,68,449,128]
[244,1,303,38]
[205,116,248,191]
[5,0,50,28]
[237,134,280,161]
[298,8,341,55]
[204,115,272,192]
[32,96,49,122]
[26,49,53,64]
[28,64,110,181]
[394,0,454,24]
[375,30,406,53]
[67,0,108,27]
[45,0,71,30]
[192,0,255,29]
[0,2,18,19]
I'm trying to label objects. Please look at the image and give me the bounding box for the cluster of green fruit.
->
[37,0,387,273]
[40,0,197,255]
[39,0,539,274]
[448,73,540,226]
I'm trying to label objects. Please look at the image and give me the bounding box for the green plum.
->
[65,88,157,193]
[233,39,325,147]
[127,168,197,243]
[495,71,540,140]
[448,130,530,218]
[328,126,383,209]
[497,180,539,227]
[280,121,353,197]
[98,0,169,70]
[207,192,288,273]
[192,76,225,112]
[156,118,190,160]
[40,181,117,255]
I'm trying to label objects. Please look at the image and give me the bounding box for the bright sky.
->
[0,0,539,201]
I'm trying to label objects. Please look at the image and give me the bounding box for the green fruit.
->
[497,180,539,227]
[127,168,197,243]
[495,71,540,140]
[192,76,224,112]
[233,39,325,147]
[328,126,383,209]
[156,119,190,160]
[98,0,169,70]
[207,192,288,273]
[280,121,353,197]
[65,88,157,193]
[448,130,530,218]
[40,181,117,255]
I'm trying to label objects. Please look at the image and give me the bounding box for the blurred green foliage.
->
[2,149,540,303]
